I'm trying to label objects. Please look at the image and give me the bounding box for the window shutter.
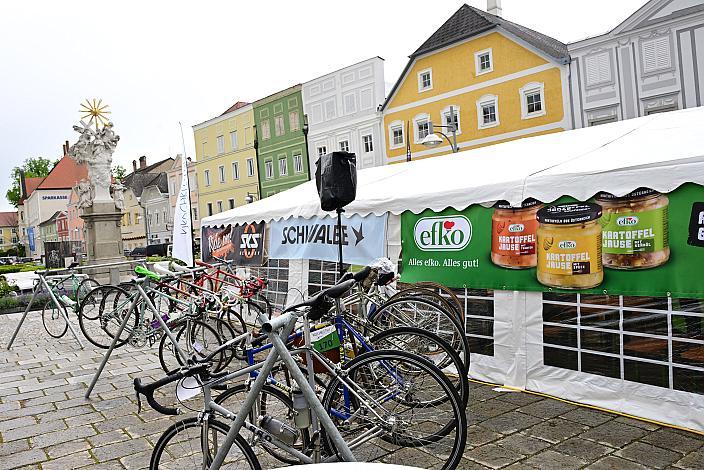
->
[585,52,611,86]
[642,36,671,73]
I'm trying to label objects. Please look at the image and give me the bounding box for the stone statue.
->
[111,182,125,211]
[76,179,93,209]
[68,120,120,205]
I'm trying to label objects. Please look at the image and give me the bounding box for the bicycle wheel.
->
[216,383,311,466]
[413,282,464,320]
[370,327,469,408]
[321,349,467,469]
[390,286,463,325]
[42,300,68,338]
[79,285,137,349]
[369,297,470,374]
[158,319,225,373]
[207,315,237,370]
[150,416,260,470]
[76,277,100,305]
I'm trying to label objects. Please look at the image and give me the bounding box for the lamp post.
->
[420,106,459,153]
[245,192,259,204]
[302,114,311,181]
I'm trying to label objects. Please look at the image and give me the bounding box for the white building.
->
[568,0,704,127]
[140,173,172,247]
[302,57,386,173]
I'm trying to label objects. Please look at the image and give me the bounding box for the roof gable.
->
[613,0,704,35]
[38,156,88,190]
[221,101,250,116]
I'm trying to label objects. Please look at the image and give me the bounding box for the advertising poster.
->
[401,183,704,299]
[269,214,387,265]
[201,222,265,266]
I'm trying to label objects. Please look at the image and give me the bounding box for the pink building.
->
[66,187,85,255]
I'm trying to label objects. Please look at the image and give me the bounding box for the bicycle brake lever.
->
[135,389,142,413]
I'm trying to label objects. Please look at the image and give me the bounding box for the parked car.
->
[129,247,147,258]
[146,243,168,257]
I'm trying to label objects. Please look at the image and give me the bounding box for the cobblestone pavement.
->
[0,311,703,469]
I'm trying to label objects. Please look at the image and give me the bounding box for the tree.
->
[6,157,58,207]
[112,165,127,181]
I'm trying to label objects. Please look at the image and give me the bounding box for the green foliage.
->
[0,278,18,297]
[0,263,41,275]
[147,256,186,265]
[6,156,59,207]
[112,165,127,181]
[0,293,49,311]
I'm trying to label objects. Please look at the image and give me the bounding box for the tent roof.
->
[202,106,704,228]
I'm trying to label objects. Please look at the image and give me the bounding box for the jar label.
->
[538,233,602,276]
[492,218,539,257]
[600,206,668,254]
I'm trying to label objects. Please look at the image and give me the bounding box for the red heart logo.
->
[443,221,455,230]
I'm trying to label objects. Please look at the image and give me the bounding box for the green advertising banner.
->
[401,183,704,299]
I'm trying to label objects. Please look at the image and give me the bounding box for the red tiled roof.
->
[0,211,18,227]
[37,155,88,190]
[23,177,45,199]
[221,101,250,116]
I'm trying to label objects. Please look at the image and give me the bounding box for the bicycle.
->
[135,279,467,469]
[39,268,99,339]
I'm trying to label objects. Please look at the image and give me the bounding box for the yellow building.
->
[193,102,259,218]
[382,4,571,163]
[0,211,19,252]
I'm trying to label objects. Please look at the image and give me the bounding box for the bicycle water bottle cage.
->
[134,265,162,281]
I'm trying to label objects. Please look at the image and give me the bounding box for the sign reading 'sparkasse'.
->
[401,183,704,299]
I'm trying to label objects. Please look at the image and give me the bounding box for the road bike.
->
[39,268,99,339]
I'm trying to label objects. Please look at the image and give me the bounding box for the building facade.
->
[302,57,386,173]
[253,85,310,197]
[166,155,200,247]
[66,187,85,256]
[38,211,68,244]
[381,4,571,163]
[120,156,174,252]
[193,102,259,218]
[0,212,19,252]
[141,174,171,246]
[568,0,704,127]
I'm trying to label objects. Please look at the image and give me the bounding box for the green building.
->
[253,84,310,198]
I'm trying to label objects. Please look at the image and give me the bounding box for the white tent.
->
[202,106,704,227]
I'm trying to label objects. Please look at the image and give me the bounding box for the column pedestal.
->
[80,202,126,284]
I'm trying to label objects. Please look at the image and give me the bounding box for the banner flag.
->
[269,214,387,265]
[171,156,193,266]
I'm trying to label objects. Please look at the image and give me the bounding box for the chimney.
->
[139,156,147,169]
[487,0,502,16]
[64,140,69,156]
[132,160,138,172]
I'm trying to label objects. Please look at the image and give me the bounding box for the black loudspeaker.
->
[315,151,357,212]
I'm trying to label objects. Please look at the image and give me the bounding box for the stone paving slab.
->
[0,311,703,469]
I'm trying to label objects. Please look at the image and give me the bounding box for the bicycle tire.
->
[368,296,471,374]
[321,349,467,469]
[215,383,311,465]
[158,319,225,373]
[217,307,248,361]
[42,300,68,338]
[413,281,464,319]
[370,326,469,408]
[76,277,100,305]
[390,286,463,325]
[79,285,137,349]
[150,416,261,470]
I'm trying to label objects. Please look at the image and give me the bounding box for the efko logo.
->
[508,223,525,233]
[617,216,639,226]
[558,240,577,249]
[414,216,472,251]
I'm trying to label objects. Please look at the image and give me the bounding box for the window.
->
[477,95,499,129]
[389,121,404,149]
[216,135,224,154]
[343,93,356,114]
[218,165,225,183]
[442,106,461,134]
[289,111,299,131]
[316,145,327,158]
[293,153,303,173]
[584,52,612,86]
[265,160,273,179]
[520,82,546,119]
[260,120,271,140]
[589,116,618,126]
[204,169,211,186]
[155,212,159,224]
[475,49,493,75]
[192,208,197,220]
[324,99,336,120]
[230,131,238,150]
[217,201,223,213]
[414,115,430,143]
[136,213,141,224]
[418,69,432,92]
[232,161,240,180]
[362,134,373,153]
[642,36,672,74]
[246,158,255,177]
[201,141,207,158]
[339,140,350,152]
[279,157,288,176]
[228,198,235,210]
[274,115,285,136]
[207,203,213,216]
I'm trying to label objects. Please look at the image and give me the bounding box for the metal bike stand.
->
[6,272,85,350]
[84,279,189,399]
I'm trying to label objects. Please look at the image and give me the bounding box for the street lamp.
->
[245,192,259,204]
[420,106,459,153]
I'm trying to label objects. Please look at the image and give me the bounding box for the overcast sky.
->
[0,0,649,212]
